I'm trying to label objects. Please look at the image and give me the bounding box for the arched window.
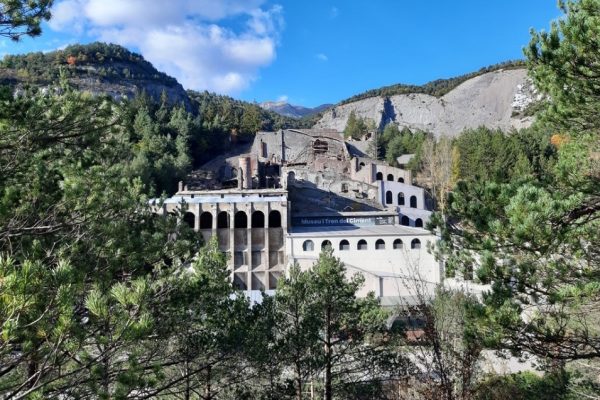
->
[415,218,423,228]
[398,192,405,206]
[199,212,212,230]
[251,211,265,228]
[269,210,282,228]
[303,240,314,251]
[411,239,421,249]
[321,240,332,250]
[217,211,229,229]
[398,177,404,183]
[375,239,385,250]
[359,162,365,170]
[386,191,393,204]
[387,174,394,181]
[339,240,350,251]
[393,239,403,249]
[234,211,247,228]
[376,172,383,181]
[410,195,417,208]
[357,239,368,250]
[183,212,195,229]
[401,216,410,226]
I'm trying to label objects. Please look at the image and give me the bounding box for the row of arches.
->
[386,191,417,208]
[400,216,424,228]
[376,172,404,183]
[183,210,282,230]
[302,238,422,252]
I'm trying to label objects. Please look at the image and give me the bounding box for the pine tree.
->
[0,0,53,40]
[273,250,392,400]
[437,0,600,362]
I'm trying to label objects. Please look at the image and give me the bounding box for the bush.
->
[475,371,569,400]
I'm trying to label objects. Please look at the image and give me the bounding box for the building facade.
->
[155,129,442,304]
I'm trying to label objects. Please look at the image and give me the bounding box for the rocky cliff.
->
[0,42,191,109]
[314,68,538,136]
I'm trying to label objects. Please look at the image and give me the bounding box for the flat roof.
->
[292,210,396,218]
[288,224,434,237]
[177,188,287,196]
[157,194,287,205]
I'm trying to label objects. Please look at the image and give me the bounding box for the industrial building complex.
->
[155,129,442,304]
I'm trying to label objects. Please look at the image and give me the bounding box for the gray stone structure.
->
[155,128,441,300]
[156,188,288,291]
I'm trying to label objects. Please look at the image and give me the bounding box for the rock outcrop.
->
[315,68,536,136]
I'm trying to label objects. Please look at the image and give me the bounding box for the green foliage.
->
[380,124,428,169]
[435,0,600,363]
[0,0,53,40]
[0,42,179,86]
[344,110,375,140]
[339,60,525,106]
[452,126,556,183]
[525,0,600,134]
[271,250,399,399]
[475,371,570,400]
[188,90,311,135]
[0,86,207,398]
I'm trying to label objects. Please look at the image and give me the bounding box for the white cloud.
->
[48,0,283,94]
[277,95,288,102]
[316,53,328,62]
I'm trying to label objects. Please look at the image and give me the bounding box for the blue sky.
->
[2,0,561,107]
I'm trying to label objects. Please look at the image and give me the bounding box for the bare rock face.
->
[314,68,535,136]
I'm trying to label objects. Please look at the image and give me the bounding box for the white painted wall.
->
[287,233,441,299]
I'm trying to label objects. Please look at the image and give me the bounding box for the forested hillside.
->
[0,43,309,195]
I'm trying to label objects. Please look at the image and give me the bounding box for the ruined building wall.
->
[158,192,288,291]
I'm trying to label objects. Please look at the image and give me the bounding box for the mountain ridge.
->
[259,100,332,119]
[0,42,309,131]
[0,43,539,136]
[314,67,539,136]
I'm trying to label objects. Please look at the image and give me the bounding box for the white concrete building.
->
[157,188,288,291]
[287,217,441,303]
[156,129,442,303]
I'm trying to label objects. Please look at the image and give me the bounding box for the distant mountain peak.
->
[259,101,332,119]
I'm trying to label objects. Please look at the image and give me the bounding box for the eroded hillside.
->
[315,68,539,136]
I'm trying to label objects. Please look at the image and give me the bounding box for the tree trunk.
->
[295,361,303,400]
[324,307,332,400]
[205,365,212,400]
[184,359,190,400]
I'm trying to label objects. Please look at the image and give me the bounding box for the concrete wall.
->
[378,181,428,210]
[288,233,440,299]
[159,191,288,291]
[252,129,349,166]
[283,166,379,202]
[350,158,412,185]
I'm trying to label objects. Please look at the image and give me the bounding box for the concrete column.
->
[194,204,200,232]
[247,204,253,290]
[229,204,235,271]
[211,205,217,240]
[264,203,271,289]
